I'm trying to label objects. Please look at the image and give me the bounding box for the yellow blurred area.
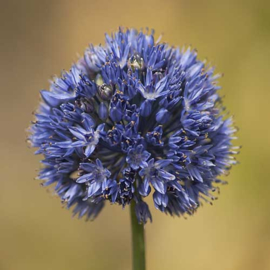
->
[1,0,270,269]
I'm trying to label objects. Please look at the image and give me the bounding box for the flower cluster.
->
[29,28,238,223]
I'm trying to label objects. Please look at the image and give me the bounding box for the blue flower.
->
[139,159,175,195]
[101,179,119,203]
[77,159,111,198]
[146,125,164,146]
[70,122,105,158]
[29,27,238,223]
[126,144,151,170]
[135,201,152,224]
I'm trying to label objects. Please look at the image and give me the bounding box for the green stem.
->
[130,201,146,270]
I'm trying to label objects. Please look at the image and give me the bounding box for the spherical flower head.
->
[29,27,238,224]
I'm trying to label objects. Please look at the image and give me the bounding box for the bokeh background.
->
[1,0,270,269]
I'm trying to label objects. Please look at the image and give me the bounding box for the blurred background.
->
[1,0,270,269]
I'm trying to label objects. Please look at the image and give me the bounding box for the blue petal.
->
[187,165,203,182]
[77,172,94,183]
[155,159,172,169]
[98,102,108,120]
[85,144,96,157]
[151,179,166,194]
[158,169,175,181]
[155,75,168,94]
[156,108,170,124]
[69,127,86,141]
[139,179,151,197]
[140,100,152,117]
[153,191,169,208]
[82,113,95,129]
[87,182,102,197]
[110,107,122,122]
[40,90,60,107]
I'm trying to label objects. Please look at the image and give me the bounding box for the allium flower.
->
[29,27,238,224]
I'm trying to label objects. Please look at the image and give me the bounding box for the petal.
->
[72,141,86,147]
[96,158,103,168]
[40,90,60,107]
[187,165,203,182]
[87,182,102,197]
[85,144,96,157]
[64,148,75,157]
[155,75,168,93]
[146,68,153,86]
[137,144,144,153]
[139,180,151,197]
[82,113,95,130]
[110,107,122,122]
[140,100,152,117]
[140,161,148,168]
[158,169,175,181]
[156,108,170,124]
[155,159,172,169]
[153,191,169,208]
[69,127,86,141]
[56,140,72,148]
[76,172,94,183]
[79,163,96,172]
[97,123,105,132]
[142,151,151,160]
[151,179,166,194]
[98,102,108,120]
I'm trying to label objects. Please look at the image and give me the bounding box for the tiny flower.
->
[137,69,169,101]
[126,144,151,170]
[135,201,152,224]
[153,191,169,210]
[101,179,119,203]
[139,159,175,195]
[29,27,238,223]
[77,159,111,198]
[70,122,105,158]
[146,125,164,146]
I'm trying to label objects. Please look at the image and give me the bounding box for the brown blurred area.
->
[1,0,270,269]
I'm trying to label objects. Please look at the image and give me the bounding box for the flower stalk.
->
[130,201,146,270]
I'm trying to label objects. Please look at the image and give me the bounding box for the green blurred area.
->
[0,0,270,269]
